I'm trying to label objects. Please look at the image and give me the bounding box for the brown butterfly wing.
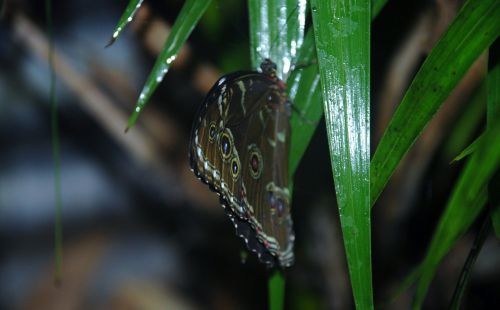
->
[189,71,294,267]
[237,84,294,267]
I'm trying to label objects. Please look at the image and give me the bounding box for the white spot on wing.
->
[237,81,246,116]
[277,130,286,143]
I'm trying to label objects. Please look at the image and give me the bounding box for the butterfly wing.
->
[236,82,294,267]
[189,71,294,267]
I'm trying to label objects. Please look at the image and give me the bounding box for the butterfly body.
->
[189,60,294,267]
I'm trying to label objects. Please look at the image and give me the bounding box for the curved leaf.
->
[127,0,212,130]
[371,0,500,205]
[413,114,500,306]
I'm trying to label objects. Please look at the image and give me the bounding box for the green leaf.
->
[126,0,213,130]
[248,0,307,78]
[371,0,500,205]
[450,133,484,163]
[288,29,322,177]
[311,1,372,309]
[449,214,491,309]
[289,0,387,176]
[107,0,144,46]
[413,118,500,308]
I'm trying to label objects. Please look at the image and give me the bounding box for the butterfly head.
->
[260,59,277,78]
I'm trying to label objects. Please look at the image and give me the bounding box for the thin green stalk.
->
[449,212,491,309]
[269,270,285,310]
[45,0,63,284]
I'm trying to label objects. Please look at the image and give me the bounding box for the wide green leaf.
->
[248,0,307,78]
[371,0,500,205]
[289,0,387,176]
[126,0,212,129]
[311,1,372,309]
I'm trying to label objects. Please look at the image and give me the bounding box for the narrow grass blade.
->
[248,0,307,78]
[127,0,212,130]
[268,270,285,310]
[311,1,372,309]
[371,0,500,205]
[413,120,500,308]
[487,61,500,237]
[45,0,63,285]
[107,0,144,46]
[449,212,491,309]
[450,133,483,163]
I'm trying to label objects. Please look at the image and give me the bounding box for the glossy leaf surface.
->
[311,0,372,309]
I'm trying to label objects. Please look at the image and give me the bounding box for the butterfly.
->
[189,59,294,268]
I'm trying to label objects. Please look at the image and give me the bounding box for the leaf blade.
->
[248,0,307,78]
[413,118,500,308]
[288,29,322,177]
[311,0,373,308]
[371,0,500,205]
[107,0,144,46]
[127,0,212,129]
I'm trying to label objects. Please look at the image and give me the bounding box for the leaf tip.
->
[105,36,116,48]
